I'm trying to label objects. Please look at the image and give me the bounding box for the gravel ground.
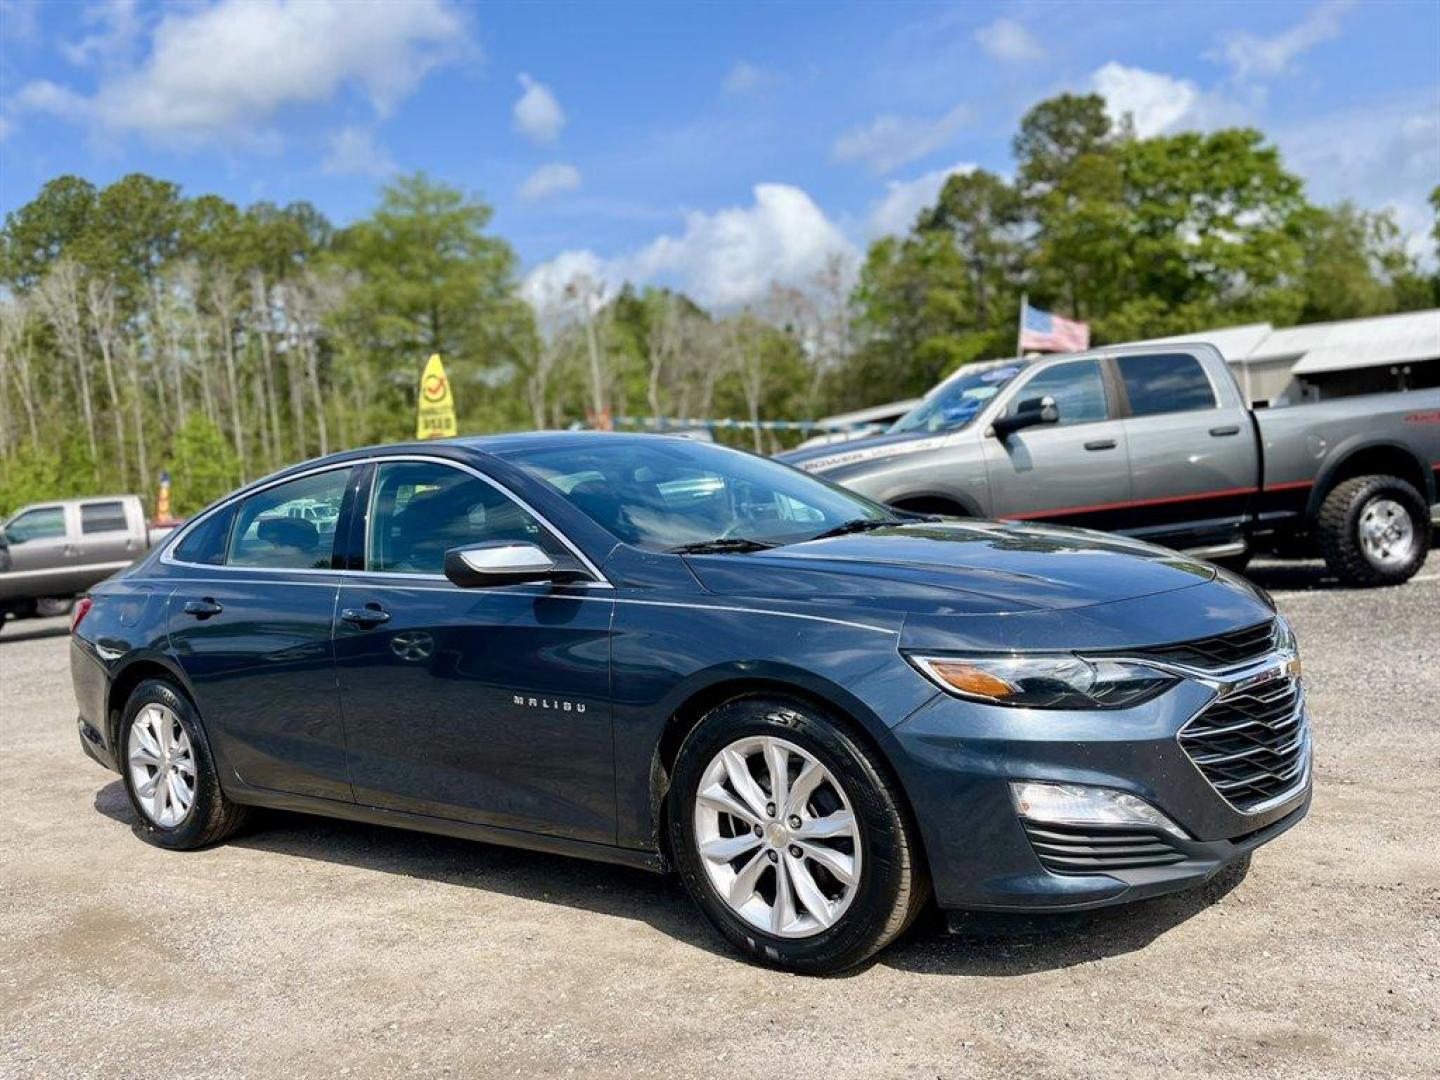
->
[2,552,1437,1079]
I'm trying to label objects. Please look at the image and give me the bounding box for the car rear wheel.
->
[119,679,250,849]
[668,696,928,973]
[1317,475,1430,587]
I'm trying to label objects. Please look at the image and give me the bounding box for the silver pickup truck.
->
[778,343,1440,586]
[0,495,177,631]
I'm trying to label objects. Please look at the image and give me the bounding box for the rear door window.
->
[229,469,350,569]
[80,501,128,534]
[1117,353,1217,417]
[171,504,238,566]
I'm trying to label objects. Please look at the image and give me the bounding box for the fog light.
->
[1010,781,1187,839]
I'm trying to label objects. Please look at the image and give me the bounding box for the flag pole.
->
[1016,292,1027,359]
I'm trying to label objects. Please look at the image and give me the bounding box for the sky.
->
[1,0,1437,309]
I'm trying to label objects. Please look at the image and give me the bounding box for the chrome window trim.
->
[160,453,611,588]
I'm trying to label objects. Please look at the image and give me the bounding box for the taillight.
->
[71,596,94,634]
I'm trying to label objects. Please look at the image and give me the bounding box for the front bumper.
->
[889,668,1312,913]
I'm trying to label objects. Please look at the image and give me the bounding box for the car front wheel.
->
[668,696,928,973]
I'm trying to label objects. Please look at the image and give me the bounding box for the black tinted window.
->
[1008,359,1108,426]
[230,469,349,569]
[1117,354,1216,416]
[368,461,564,575]
[172,504,237,566]
[80,501,128,534]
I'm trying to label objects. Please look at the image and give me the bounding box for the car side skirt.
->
[226,781,668,874]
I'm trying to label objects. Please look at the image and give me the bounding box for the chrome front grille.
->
[1134,619,1278,671]
[1179,676,1308,813]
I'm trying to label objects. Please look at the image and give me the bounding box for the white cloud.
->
[513,73,566,145]
[832,103,971,174]
[867,162,975,237]
[974,18,1043,62]
[518,162,582,201]
[525,184,857,312]
[59,0,143,68]
[1278,97,1440,259]
[1216,0,1353,81]
[722,60,771,95]
[321,126,395,177]
[521,249,612,315]
[1091,62,1200,138]
[14,0,468,143]
[0,115,12,142]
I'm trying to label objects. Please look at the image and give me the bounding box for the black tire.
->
[36,597,75,618]
[1316,474,1430,587]
[668,695,929,974]
[118,678,251,849]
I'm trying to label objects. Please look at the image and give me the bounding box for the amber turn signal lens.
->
[924,660,1017,700]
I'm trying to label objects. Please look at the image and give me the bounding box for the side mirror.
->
[992,394,1059,437]
[443,540,568,588]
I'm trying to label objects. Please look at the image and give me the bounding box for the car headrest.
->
[257,516,319,551]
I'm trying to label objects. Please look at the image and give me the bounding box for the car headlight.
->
[908,653,1177,709]
[1274,614,1299,658]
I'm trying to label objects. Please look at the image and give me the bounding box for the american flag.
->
[1019,301,1090,353]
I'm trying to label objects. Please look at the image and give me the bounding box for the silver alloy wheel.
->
[127,704,196,828]
[692,735,862,939]
[1358,497,1415,568]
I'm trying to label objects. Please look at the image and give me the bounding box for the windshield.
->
[889,362,1026,434]
[499,438,895,551]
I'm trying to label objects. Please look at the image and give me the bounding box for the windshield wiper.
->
[668,537,777,555]
[806,518,902,541]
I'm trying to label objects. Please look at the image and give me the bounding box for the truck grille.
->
[1179,677,1308,812]
[1021,822,1186,874]
[1138,619,1278,670]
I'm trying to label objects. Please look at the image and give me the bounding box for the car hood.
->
[684,520,1225,614]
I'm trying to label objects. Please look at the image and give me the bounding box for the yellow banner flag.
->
[415,353,457,440]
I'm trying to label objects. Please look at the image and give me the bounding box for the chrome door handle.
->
[1209,425,1241,436]
[340,605,391,627]
[183,598,223,619]
[1084,439,1118,451]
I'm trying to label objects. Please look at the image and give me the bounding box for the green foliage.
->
[169,415,240,515]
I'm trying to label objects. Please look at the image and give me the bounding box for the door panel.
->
[164,466,355,799]
[1,505,80,598]
[982,358,1132,525]
[1115,352,1259,546]
[167,575,349,799]
[335,583,616,841]
[77,499,141,575]
[334,458,616,842]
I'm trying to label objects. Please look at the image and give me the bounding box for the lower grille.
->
[1022,822,1186,874]
[1180,677,1308,812]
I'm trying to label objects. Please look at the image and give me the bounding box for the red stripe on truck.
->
[1001,485,1260,521]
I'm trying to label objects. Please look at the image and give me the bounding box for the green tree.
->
[169,414,240,514]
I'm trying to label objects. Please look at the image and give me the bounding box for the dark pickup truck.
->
[778,343,1440,586]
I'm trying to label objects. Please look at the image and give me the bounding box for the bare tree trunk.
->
[251,271,283,466]
[209,273,246,477]
[85,278,131,485]
[36,260,99,464]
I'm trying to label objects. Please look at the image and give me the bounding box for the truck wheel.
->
[1317,475,1430,587]
[119,678,251,849]
[668,696,929,974]
[36,597,74,618]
